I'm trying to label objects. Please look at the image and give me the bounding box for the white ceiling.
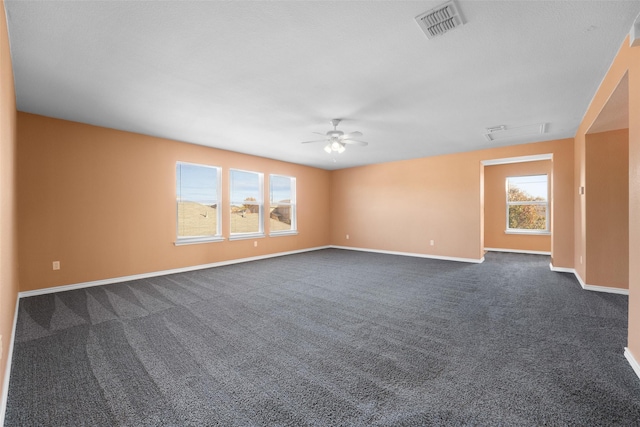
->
[5,1,640,170]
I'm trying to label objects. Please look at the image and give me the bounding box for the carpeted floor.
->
[4,249,640,426]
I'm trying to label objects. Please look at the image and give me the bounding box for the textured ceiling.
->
[5,1,640,170]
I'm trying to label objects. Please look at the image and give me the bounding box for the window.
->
[230,169,264,238]
[269,174,297,235]
[176,162,222,244]
[506,174,549,233]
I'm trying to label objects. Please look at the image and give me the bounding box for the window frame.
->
[229,168,265,240]
[505,174,550,235]
[175,161,223,246]
[269,174,297,236]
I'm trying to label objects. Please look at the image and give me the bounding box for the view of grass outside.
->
[270,212,293,231]
[228,205,291,233]
[507,175,548,231]
[177,201,218,236]
[178,200,294,235]
[177,166,296,237]
[230,170,263,235]
[230,199,260,234]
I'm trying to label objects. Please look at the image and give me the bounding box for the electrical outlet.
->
[580,256,583,264]
[346,234,349,240]
[254,241,257,247]
[430,240,435,246]
[52,261,60,270]
[0,334,3,360]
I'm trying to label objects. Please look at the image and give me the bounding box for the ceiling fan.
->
[301,119,368,154]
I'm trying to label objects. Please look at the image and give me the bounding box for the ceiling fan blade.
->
[301,139,328,144]
[342,140,368,146]
[312,131,327,136]
[341,131,363,140]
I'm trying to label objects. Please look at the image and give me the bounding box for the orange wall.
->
[575,43,630,283]
[484,161,552,253]
[574,124,587,280]
[628,39,640,359]
[330,138,573,266]
[0,0,18,412]
[585,129,629,289]
[576,35,640,359]
[17,113,331,292]
[331,150,483,260]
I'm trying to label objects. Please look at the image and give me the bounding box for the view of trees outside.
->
[241,197,260,214]
[507,175,548,230]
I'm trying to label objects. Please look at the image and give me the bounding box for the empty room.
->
[1,1,640,425]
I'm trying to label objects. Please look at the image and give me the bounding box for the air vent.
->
[415,1,465,39]
[484,123,547,142]
[486,125,506,134]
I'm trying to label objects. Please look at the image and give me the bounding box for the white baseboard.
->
[0,293,20,427]
[548,264,575,274]
[624,348,640,381]
[18,244,485,299]
[19,246,331,298]
[485,248,551,255]
[582,283,629,295]
[330,245,484,264]
[572,269,588,289]
[549,264,629,295]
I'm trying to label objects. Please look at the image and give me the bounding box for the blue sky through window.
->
[176,163,218,205]
[271,175,293,203]
[230,169,261,203]
[177,165,294,206]
[508,175,548,200]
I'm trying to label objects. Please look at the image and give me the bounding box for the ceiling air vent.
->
[415,1,465,39]
[484,123,547,142]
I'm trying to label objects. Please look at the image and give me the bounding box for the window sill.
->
[505,230,550,236]
[229,233,266,241]
[270,230,298,237]
[174,236,225,246]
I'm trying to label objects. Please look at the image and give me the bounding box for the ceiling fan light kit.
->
[302,119,368,155]
[325,141,346,154]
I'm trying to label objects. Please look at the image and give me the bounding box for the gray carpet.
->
[5,249,640,426]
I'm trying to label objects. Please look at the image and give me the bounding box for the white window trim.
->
[229,233,266,241]
[504,229,551,235]
[269,174,297,237]
[230,168,264,238]
[481,153,553,166]
[505,174,549,234]
[270,230,299,237]
[175,162,222,245]
[175,236,226,246]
